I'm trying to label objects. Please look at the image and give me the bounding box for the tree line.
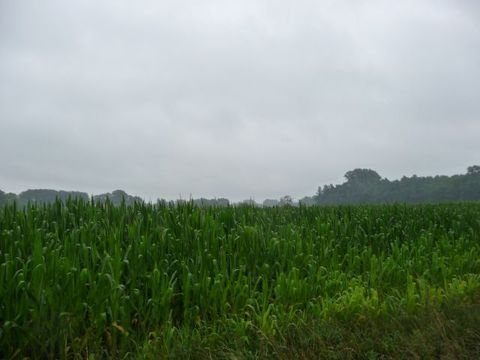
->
[0,189,142,207]
[1,166,479,207]
[305,165,480,205]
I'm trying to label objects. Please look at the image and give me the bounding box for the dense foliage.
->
[314,166,480,204]
[0,189,142,208]
[1,201,480,358]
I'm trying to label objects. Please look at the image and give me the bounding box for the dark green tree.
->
[344,169,382,184]
[315,167,480,204]
[467,165,480,175]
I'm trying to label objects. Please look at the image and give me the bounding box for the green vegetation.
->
[1,201,480,358]
[313,166,480,205]
[0,189,142,208]
[2,165,480,209]
[92,190,143,206]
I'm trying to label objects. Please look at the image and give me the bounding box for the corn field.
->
[1,200,480,358]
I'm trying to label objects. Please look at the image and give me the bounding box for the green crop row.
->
[1,201,480,358]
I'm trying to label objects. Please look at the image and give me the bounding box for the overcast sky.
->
[0,0,479,201]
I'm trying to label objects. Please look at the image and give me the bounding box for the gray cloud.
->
[1,0,479,201]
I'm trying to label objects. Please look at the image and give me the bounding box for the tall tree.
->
[344,169,382,184]
[467,165,480,175]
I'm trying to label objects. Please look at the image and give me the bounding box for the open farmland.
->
[1,201,480,358]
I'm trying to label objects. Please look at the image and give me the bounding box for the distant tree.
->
[192,198,229,207]
[299,196,316,206]
[5,193,17,204]
[93,190,142,206]
[263,199,279,207]
[18,189,88,205]
[240,199,257,206]
[279,195,293,206]
[344,169,382,184]
[314,167,480,205]
[216,198,230,207]
[112,189,128,198]
[467,165,480,175]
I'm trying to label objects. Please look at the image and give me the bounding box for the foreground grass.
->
[140,299,480,359]
[1,201,480,358]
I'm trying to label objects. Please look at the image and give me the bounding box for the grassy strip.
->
[140,297,480,359]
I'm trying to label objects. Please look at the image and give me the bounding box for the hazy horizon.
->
[1,166,477,203]
[1,0,479,202]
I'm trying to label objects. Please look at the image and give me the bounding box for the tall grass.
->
[1,200,480,358]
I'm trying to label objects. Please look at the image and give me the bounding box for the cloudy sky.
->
[0,0,479,201]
